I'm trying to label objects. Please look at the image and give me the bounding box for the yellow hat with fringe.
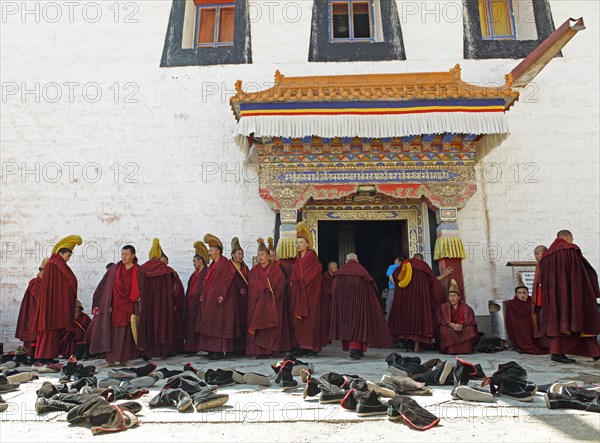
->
[204,233,223,251]
[267,237,275,252]
[231,237,243,253]
[193,240,209,263]
[148,238,164,260]
[257,238,268,253]
[52,235,82,254]
[296,222,314,250]
[448,279,461,295]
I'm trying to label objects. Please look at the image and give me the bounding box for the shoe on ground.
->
[38,363,62,373]
[340,389,358,411]
[387,396,440,430]
[222,368,245,384]
[192,388,229,412]
[98,378,123,389]
[436,361,453,385]
[388,366,409,378]
[499,379,534,402]
[0,375,19,393]
[452,384,496,403]
[356,390,388,417]
[129,375,159,388]
[242,372,271,386]
[0,395,7,412]
[366,380,397,398]
[6,372,33,384]
[548,381,578,394]
[551,354,576,364]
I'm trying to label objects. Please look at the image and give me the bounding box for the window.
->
[330,1,374,42]
[309,0,406,62]
[195,2,235,48]
[161,0,252,68]
[463,0,555,60]
[478,0,516,40]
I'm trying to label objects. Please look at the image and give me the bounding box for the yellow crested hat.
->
[296,222,314,250]
[448,279,461,295]
[148,238,165,260]
[257,238,268,253]
[267,237,275,252]
[52,235,82,254]
[204,233,223,251]
[515,272,527,289]
[193,240,209,263]
[231,237,243,253]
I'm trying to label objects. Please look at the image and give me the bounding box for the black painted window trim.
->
[463,0,557,60]
[161,0,252,67]
[309,0,406,63]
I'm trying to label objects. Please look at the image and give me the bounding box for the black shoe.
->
[551,354,576,364]
[149,388,192,412]
[70,377,98,392]
[278,362,298,390]
[208,352,226,361]
[318,379,347,404]
[306,351,318,358]
[0,395,7,412]
[204,369,235,387]
[35,397,75,413]
[340,389,358,411]
[356,390,388,417]
[303,375,322,399]
[387,396,440,429]
[432,361,453,386]
[498,379,534,402]
[544,392,599,412]
[59,360,78,383]
[192,387,229,412]
[348,349,363,360]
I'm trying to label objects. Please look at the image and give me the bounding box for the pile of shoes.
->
[385,353,453,386]
[489,361,537,402]
[58,356,96,383]
[271,354,314,390]
[149,372,228,412]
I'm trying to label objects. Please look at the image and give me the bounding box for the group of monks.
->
[14,227,600,365]
[505,230,600,363]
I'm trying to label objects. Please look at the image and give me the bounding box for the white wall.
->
[1,0,598,348]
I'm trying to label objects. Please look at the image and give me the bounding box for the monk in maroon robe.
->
[330,254,391,359]
[15,259,46,356]
[288,222,323,356]
[539,230,600,362]
[138,238,185,358]
[506,285,547,355]
[388,254,450,352]
[246,239,288,357]
[60,300,92,358]
[230,237,249,353]
[179,241,209,354]
[198,234,245,359]
[34,235,82,360]
[89,245,141,365]
[437,280,479,354]
[320,261,337,348]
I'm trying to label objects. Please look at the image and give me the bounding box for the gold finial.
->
[235,79,243,94]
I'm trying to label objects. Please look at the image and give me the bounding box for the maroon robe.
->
[539,237,600,357]
[247,261,288,355]
[15,276,42,353]
[34,253,77,359]
[387,258,443,346]
[138,259,185,358]
[232,261,250,352]
[197,256,245,353]
[89,262,141,362]
[179,267,207,352]
[506,295,547,355]
[437,301,479,354]
[288,250,323,352]
[60,311,91,357]
[329,260,392,350]
[320,270,334,347]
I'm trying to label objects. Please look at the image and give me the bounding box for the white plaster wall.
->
[0,1,598,348]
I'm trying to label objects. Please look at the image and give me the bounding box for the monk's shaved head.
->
[345,253,358,262]
[534,245,547,262]
[557,230,573,243]
[413,253,424,260]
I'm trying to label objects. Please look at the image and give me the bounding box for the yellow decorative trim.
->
[434,236,466,260]
[276,237,297,260]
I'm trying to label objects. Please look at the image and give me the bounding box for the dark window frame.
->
[464,0,557,60]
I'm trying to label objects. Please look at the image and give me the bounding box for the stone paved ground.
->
[1,344,599,442]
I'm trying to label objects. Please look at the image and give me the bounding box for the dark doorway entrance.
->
[318,220,409,293]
